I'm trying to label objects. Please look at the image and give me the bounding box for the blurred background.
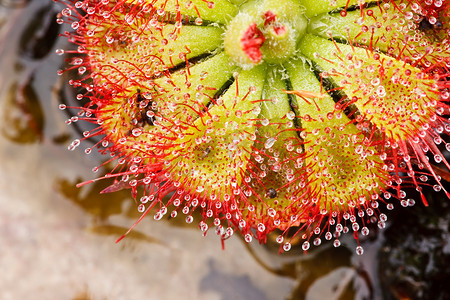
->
[0,0,449,299]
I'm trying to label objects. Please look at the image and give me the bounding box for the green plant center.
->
[224,0,307,68]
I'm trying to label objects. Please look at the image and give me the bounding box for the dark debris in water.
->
[19,2,59,59]
[379,189,450,300]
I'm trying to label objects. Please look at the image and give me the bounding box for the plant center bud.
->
[224,0,307,68]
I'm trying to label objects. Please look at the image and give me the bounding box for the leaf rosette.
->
[58,0,450,253]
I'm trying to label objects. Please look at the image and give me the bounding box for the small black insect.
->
[136,89,144,102]
[266,188,277,199]
[419,17,443,32]
[135,89,156,126]
[201,146,212,159]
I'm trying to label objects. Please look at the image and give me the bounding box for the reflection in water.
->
[200,260,269,300]
[1,79,44,143]
[86,224,165,245]
[0,1,449,300]
[0,0,29,8]
[244,240,369,300]
[56,176,131,221]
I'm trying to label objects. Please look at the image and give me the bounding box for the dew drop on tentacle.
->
[283,242,291,252]
[355,246,364,255]
[244,234,252,243]
[68,139,80,151]
[302,241,310,251]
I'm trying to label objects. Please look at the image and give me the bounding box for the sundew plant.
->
[57,0,450,254]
